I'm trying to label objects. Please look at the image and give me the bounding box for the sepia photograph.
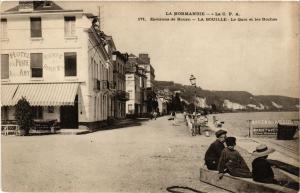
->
[0,1,299,192]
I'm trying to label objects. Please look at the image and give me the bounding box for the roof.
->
[5,1,62,12]
[4,1,83,14]
[1,83,79,106]
[128,53,136,57]
[113,51,128,62]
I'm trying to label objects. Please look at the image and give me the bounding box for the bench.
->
[200,166,297,193]
[1,124,20,136]
[32,119,59,133]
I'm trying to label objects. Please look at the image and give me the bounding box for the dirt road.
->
[2,116,228,192]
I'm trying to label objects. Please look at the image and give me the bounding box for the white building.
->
[1,1,115,129]
[137,53,155,89]
[125,54,146,116]
[112,51,129,119]
[157,96,167,115]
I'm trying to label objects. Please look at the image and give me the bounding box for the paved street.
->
[2,115,227,192]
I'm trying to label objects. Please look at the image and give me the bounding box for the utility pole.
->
[98,6,101,30]
[97,5,104,30]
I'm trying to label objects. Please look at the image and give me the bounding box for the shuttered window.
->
[30,53,43,77]
[64,52,77,76]
[64,16,76,36]
[30,17,42,37]
[1,54,9,79]
[1,18,7,39]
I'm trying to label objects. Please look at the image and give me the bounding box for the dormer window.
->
[19,1,34,12]
[43,1,52,7]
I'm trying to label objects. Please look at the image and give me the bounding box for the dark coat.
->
[205,140,225,170]
[218,148,252,178]
[252,157,275,183]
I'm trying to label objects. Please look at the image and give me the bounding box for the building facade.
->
[1,1,115,129]
[138,53,155,89]
[157,96,168,115]
[125,54,147,117]
[137,53,157,113]
[112,51,129,119]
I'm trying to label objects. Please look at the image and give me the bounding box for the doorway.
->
[60,96,78,128]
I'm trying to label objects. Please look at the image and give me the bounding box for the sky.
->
[1,1,299,98]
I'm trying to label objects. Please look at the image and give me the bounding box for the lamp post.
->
[189,74,197,115]
[189,74,197,136]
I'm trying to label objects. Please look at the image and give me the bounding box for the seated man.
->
[252,144,276,183]
[204,129,227,170]
[218,137,252,178]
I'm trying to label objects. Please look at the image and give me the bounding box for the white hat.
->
[252,144,275,158]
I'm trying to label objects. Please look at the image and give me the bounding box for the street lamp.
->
[189,74,197,115]
[189,74,196,86]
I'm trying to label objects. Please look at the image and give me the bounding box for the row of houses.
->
[0,1,157,129]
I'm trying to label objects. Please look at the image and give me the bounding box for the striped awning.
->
[1,83,79,106]
[1,84,19,106]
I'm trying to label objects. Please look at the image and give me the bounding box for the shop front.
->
[1,83,80,128]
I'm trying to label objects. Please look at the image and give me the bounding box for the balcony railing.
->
[93,79,116,91]
[116,90,129,101]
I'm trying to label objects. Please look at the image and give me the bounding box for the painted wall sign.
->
[43,53,64,73]
[249,120,296,138]
[9,52,30,77]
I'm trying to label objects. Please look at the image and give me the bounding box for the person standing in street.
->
[204,129,227,170]
[153,111,158,120]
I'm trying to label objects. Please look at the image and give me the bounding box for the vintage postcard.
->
[1,1,299,192]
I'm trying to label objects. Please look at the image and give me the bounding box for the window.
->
[128,104,133,113]
[32,106,43,119]
[43,1,52,7]
[128,90,133,99]
[30,17,42,37]
[64,16,76,36]
[47,106,54,113]
[64,52,77,76]
[1,106,9,120]
[30,53,43,77]
[1,54,9,79]
[1,18,7,39]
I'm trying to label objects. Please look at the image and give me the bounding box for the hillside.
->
[154,80,299,112]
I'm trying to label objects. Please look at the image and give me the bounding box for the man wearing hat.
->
[252,144,276,183]
[204,129,227,170]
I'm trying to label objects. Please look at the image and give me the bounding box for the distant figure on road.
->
[218,137,252,178]
[204,129,227,170]
[153,111,158,120]
[195,114,208,135]
[168,112,176,120]
[252,144,276,183]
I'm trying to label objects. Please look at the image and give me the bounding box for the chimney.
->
[18,1,34,12]
[138,53,150,64]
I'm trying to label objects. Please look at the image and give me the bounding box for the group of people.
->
[185,113,209,136]
[205,129,278,184]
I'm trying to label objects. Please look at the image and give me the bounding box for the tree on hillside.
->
[169,92,183,112]
[146,90,158,113]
